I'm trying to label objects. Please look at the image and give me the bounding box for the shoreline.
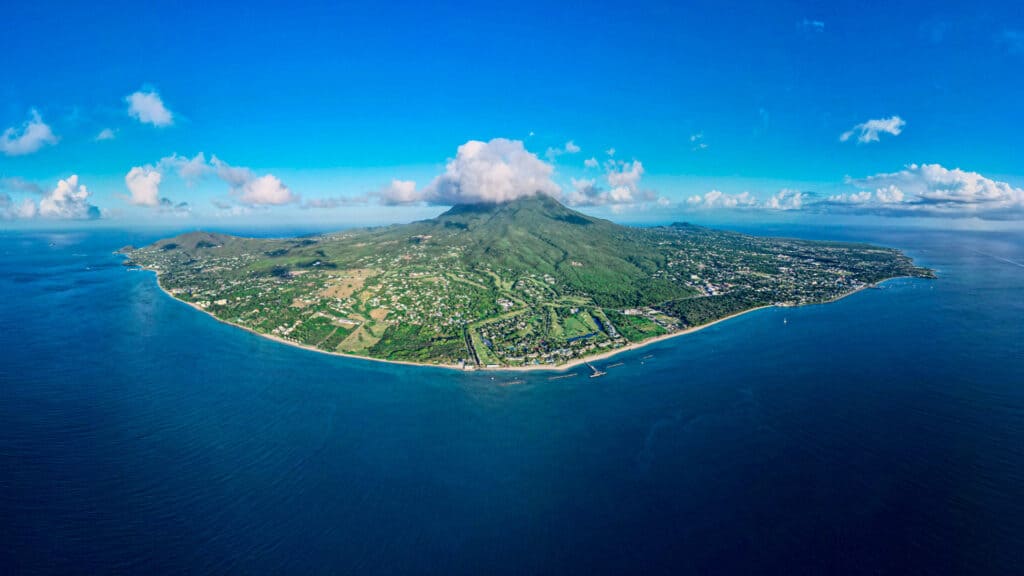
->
[485,276,905,373]
[146,269,465,372]
[141,266,908,374]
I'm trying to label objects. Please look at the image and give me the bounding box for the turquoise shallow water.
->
[1,226,1022,574]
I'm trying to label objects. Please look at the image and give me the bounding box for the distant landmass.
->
[121,194,933,370]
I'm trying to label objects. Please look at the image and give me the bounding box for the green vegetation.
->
[604,310,668,342]
[658,291,769,328]
[122,195,933,368]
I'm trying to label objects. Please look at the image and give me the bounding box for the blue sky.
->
[2,0,1023,227]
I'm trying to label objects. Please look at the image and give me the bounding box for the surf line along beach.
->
[134,259,910,373]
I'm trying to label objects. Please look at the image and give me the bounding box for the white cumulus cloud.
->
[237,174,294,206]
[378,179,420,205]
[0,194,39,219]
[125,166,163,206]
[201,158,292,205]
[125,153,297,211]
[606,160,643,189]
[874,184,905,204]
[30,176,100,219]
[210,156,296,206]
[827,190,873,204]
[570,179,626,206]
[95,128,116,141]
[686,190,757,209]
[1,110,58,156]
[421,138,560,205]
[833,163,1024,218]
[564,160,663,207]
[840,115,905,144]
[545,140,582,161]
[160,152,210,183]
[123,154,206,210]
[370,139,665,209]
[126,89,174,127]
[830,185,904,205]
[764,188,807,210]
[564,178,602,205]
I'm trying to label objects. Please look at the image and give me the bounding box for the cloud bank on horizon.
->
[829,164,1024,219]
[683,163,1024,219]
[4,130,1024,222]
[0,77,1012,223]
[0,80,1009,223]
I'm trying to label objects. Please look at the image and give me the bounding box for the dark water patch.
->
[0,228,1022,575]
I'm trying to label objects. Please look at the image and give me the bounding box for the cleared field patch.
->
[547,306,563,339]
[474,269,508,291]
[337,323,383,353]
[469,329,499,365]
[334,317,359,328]
[604,310,667,342]
[443,272,489,292]
[320,268,377,300]
[561,311,599,339]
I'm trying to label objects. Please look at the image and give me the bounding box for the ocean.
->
[1,225,1022,574]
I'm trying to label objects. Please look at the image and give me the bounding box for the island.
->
[121,194,934,370]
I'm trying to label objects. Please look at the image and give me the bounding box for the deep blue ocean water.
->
[1,226,1022,575]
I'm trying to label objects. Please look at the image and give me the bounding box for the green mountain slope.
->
[123,195,933,368]
[372,195,694,307]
